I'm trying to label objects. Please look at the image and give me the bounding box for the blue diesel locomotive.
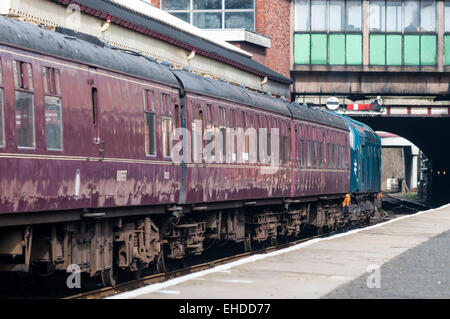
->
[328,111,383,221]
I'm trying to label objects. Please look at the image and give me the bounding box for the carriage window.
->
[337,143,341,168]
[306,140,311,167]
[91,88,98,125]
[207,104,214,123]
[331,144,336,168]
[13,61,33,90]
[219,107,226,161]
[319,141,323,167]
[162,117,172,157]
[267,117,271,158]
[45,96,63,150]
[15,91,35,148]
[219,106,226,126]
[42,67,61,95]
[144,90,155,112]
[144,90,156,156]
[311,141,316,167]
[0,89,4,146]
[243,112,249,161]
[299,139,304,167]
[145,113,156,156]
[43,67,63,150]
[161,93,170,115]
[329,143,333,168]
[193,110,203,162]
[282,135,288,164]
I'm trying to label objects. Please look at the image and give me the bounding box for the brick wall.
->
[255,0,266,34]
[262,0,291,79]
[150,0,291,79]
[230,42,266,66]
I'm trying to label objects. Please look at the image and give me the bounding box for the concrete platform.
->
[111,204,450,299]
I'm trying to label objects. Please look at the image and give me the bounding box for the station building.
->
[0,0,292,97]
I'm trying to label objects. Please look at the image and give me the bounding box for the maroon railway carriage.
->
[0,16,350,285]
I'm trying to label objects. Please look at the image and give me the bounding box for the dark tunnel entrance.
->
[349,115,450,205]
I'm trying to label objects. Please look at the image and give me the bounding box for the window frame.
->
[163,0,255,31]
[42,66,63,151]
[144,89,157,157]
[369,0,437,66]
[14,60,36,150]
[294,0,363,65]
[161,115,173,158]
[0,59,4,147]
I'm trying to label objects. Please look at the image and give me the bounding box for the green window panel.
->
[420,35,436,66]
[329,34,345,65]
[404,35,420,66]
[386,34,402,66]
[370,35,386,65]
[294,34,311,64]
[346,34,362,65]
[311,34,327,64]
[445,35,450,66]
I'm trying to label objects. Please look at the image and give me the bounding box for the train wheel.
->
[243,233,252,252]
[316,226,323,235]
[101,268,117,287]
[270,237,278,247]
[156,251,166,273]
[132,269,142,280]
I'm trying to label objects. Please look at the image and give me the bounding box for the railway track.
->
[0,198,427,300]
[382,193,431,215]
[64,219,392,300]
[67,195,434,299]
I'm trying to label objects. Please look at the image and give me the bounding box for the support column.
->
[437,0,444,71]
[362,0,369,67]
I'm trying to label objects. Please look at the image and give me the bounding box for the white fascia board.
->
[204,29,271,48]
[0,0,12,14]
[109,0,252,57]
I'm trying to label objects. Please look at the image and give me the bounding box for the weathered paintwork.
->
[0,16,354,218]
[0,43,181,214]
[327,112,382,194]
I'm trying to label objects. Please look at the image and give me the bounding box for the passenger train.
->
[0,16,382,286]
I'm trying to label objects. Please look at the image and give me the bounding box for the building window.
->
[445,1,450,65]
[294,0,362,65]
[369,0,436,66]
[163,0,255,31]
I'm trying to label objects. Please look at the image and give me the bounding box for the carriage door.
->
[89,69,103,159]
[91,86,104,159]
